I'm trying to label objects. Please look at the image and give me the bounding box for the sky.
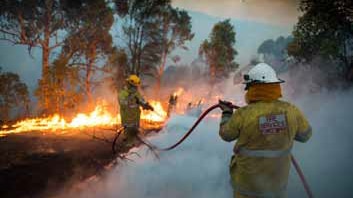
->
[0,42,41,90]
[0,1,300,91]
[172,0,300,25]
[171,0,300,66]
[171,10,294,66]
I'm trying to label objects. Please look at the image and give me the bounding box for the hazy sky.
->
[171,10,295,66]
[0,1,300,90]
[172,0,300,25]
[171,0,300,65]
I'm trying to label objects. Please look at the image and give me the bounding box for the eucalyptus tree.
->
[288,0,353,82]
[0,68,30,120]
[0,0,71,111]
[199,19,238,84]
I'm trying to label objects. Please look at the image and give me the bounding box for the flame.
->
[69,105,119,128]
[173,87,184,97]
[0,100,167,137]
[141,100,167,122]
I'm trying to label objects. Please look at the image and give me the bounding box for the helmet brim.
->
[243,78,285,84]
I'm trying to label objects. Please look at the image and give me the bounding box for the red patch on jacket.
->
[259,114,287,134]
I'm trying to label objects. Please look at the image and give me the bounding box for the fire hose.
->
[159,104,233,151]
[157,103,314,198]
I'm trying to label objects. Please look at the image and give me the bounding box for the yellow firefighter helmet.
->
[126,74,141,86]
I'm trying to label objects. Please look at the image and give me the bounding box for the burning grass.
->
[0,100,167,137]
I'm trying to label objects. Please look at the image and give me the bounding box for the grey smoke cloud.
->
[54,115,234,198]
[172,0,300,26]
[54,75,353,197]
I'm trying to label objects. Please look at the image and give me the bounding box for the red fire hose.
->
[159,104,238,151]
[159,103,314,198]
[291,155,314,198]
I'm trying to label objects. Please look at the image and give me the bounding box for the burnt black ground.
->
[0,128,158,198]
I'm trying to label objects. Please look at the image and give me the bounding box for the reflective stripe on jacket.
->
[219,100,312,197]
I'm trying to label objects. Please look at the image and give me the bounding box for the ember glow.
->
[173,87,184,97]
[0,101,167,137]
[141,100,167,122]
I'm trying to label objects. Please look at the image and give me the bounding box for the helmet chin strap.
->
[244,81,262,90]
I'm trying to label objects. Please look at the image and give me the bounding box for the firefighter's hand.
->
[218,100,233,114]
[143,103,154,111]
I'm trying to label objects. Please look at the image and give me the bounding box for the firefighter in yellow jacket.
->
[219,63,312,198]
[118,75,153,145]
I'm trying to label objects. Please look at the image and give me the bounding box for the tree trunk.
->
[41,29,51,113]
[86,45,96,103]
[210,62,216,86]
[85,65,92,102]
[1,106,9,122]
[155,19,170,97]
[40,0,52,114]
[136,28,144,75]
[342,37,353,82]
[155,50,167,97]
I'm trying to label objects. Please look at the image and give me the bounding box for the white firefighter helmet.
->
[243,63,284,84]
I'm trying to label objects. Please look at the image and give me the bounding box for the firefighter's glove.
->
[219,100,233,125]
[143,103,154,111]
[219,100,234,114]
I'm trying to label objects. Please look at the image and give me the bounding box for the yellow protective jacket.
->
[118,86,147,128]
[219,100,312,197]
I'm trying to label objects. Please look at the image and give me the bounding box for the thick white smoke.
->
[54,114,233,198]
[288,90,353,197]
[54,75,353,198]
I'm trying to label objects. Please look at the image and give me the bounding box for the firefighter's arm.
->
[135,93,154,111]
[294,107,312,143]
[219,101,241,142]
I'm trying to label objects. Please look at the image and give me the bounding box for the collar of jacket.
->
[245,83,282,104]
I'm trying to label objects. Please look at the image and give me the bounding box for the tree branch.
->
[49,40,65,50]
[0,29,20,39]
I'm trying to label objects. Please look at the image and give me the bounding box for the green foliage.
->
[103,48,129,92]
[199,19,238,82]
[34,54,84,115]
[0,0,196,115]
[64,0,114,55]
[0,0,66,49]
[257,36,293,72]
[158,7,194,55]
[0,68,30,120]
[116,0,193,80]
[148,4,194,95]
[288,0,353,80]
[63,0,114,99]
[117,0,169,74]
[258,36,293,59]
[0,0,77,111]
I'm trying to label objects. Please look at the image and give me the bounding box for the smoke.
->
[53,114,233,198]
[287,89,353,197]
[172,0,300,26]
[53,64,353,198]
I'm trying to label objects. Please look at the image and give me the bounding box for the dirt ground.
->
[0,127,159,198]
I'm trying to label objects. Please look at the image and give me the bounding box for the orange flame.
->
[0,100,167,137]
[173,87,184,97]
[141,100,167,122]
